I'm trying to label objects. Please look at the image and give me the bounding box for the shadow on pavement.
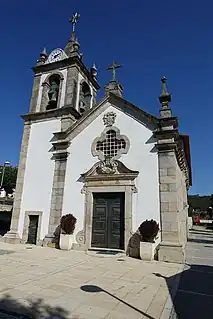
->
[154,264,213,318]
[80,285,155,319]
[0,294,69,318]
[188,237,213,244]
[154,263,213,318]
[190,230,213,236]
[171,264,213,318]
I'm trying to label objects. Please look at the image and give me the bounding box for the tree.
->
[0,165,18,194]
[188,195,212,211]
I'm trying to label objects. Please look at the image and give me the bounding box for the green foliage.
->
[188,194,213,211]
[0,165,18,194]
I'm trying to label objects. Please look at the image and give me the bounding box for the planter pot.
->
[59,234,73,250]
[140,242,155,261]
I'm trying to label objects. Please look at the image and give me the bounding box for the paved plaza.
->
[171,227,213,319]
[0,242,183,319]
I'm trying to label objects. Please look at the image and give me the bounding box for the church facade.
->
[4,16,192,263]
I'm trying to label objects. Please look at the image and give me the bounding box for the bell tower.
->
[3,14,100,245]
[29,13,100,116]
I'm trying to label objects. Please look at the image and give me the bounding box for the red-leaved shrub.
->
[138,219,159,243]
[60,214,77,235]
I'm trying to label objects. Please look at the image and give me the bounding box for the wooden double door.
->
[91,192,125,250]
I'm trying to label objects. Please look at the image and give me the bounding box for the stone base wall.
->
[158,243,185,264]
[158,150,188,263]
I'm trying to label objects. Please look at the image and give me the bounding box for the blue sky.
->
[0,1,212,195]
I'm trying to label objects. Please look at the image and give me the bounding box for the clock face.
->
[48,48,64,63]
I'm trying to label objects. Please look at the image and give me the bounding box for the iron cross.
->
[107,61,121,82]
[69,13,80,32]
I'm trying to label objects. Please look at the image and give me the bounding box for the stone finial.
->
[159,76,171,108]
[103,111,117,127]
[90,63,97,79]
[105,81,123,97]
[159,76,172,118]
[73,38,80,52]
[65,14,81,56]
[37,47,47,64]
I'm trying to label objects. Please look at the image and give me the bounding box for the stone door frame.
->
[83,183,137,251]
[22,211,43,245]
[92,192,125,250]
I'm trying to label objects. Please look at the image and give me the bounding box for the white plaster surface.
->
[18,119,61,240]
[63,103,160,243]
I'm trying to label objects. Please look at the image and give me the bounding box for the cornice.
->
[32,56,100,90]
[21,106,81,122]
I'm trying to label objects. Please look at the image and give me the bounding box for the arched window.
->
[79,81,92,113]
[46,74,60,110]
[40,72,64,112]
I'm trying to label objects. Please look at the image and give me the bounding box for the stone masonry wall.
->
[159,151,182,244]
[65,66,79,107]
[29,75,41,113]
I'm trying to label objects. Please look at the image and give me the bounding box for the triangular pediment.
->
[81,160,139,181]
[49,93,159,151]
[66,93,159,141]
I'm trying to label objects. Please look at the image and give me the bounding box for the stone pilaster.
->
[156,76,187,263]
[60,114,76,132]
[157,148,186,263]
[65,66,79,107]
[29,74,41,113]
[43,152,69,246]
[3,122,31,243]
[40,82,50,112]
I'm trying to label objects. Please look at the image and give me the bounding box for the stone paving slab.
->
[0,242,183,318]
[170,228,213,319]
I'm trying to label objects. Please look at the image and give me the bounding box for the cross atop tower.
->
[69,13,80,32]
[107,61,121,82]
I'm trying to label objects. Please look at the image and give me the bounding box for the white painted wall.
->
[36,69,67,112]
[18,119,61,240]
[63,103,160,242]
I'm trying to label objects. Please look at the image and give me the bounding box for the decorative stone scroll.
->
[97,157,118,175]
[81,186,87,194]
[131,185,138,193]
[76,230,85,244]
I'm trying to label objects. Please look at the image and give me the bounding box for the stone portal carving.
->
[76,230,85,244]
[97,157,118,174]
[103,111,117,127]
[81,160,139,179]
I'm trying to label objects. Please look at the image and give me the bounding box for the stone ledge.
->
[2,231,21,244]
[72,243,87,251]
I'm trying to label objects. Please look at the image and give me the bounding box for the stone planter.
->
[140,242,155,261]
[59,234,73,250]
